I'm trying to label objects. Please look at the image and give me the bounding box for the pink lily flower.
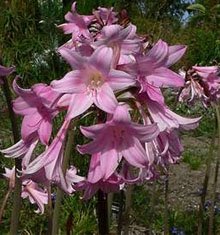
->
[179,66,220,106]
[51,46,135,119]
[137,92,201,132]
[21,120,69,184]
[21,180,48,214]
[93,24,142,66]
[3,166,16,189]
[13,78,59,145]
[0,64,15,84]
[3,167,48,214]
[58,2,94,41]
[75,174,122,200]
[121,39,186,88]
[21,120,84,193]
[92,6,118,27]
[78,105,159,179]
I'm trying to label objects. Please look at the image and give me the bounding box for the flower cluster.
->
[179,66,220,107]
[1,3,201,212]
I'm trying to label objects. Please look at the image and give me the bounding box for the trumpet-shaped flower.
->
[121,39,186,89]
[58,2,94,41]
[52,46,135,119]
[78,105,159,179]
[21,180,48,214]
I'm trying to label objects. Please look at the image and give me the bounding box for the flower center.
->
[88,71,104,92]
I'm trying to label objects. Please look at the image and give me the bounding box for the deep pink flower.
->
[78,105,159,179]
[13,78,59,145]
[52,46,135,119]
[0,64,15,84]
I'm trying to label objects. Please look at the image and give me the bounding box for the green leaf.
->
[187,4,206,14]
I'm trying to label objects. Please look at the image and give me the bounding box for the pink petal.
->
[90,46,113,74]
[80,124,106,139]
[66,93,93,120]
[58,47,86,69]
[94,83,118,113]
[147,39,169,67]
[132,122,159,142]
[51,70,86,94]
[147,67,184,87]
[108,69,136,91]
[122,137,148,168]
[38,119,52,145]
[100,149,121,180]
[166,45,187,67]
[21,114,42,141]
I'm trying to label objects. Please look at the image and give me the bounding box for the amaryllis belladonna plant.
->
[1,2,202,214]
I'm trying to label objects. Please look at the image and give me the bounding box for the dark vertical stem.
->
[208,106,220,235]
[52,121,75,235]
[124,185,133,235]
[1,74,22,235]
[47,185,53,235]
[117,190,124,235]
[197,134,216,235]
[164,174,169,235]
[97,190,109,235]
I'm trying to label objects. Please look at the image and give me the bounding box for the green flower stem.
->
[52,121,75,235]
[0,189,11,224]
[197,131,216,235]
[208,105,220,235]
[164,173,169,235]
[1,74,22,235]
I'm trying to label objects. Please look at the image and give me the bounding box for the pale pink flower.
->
[52,46,135,119]
[121,39,186,89]
[137,92,200,132]
[58,2,94,41]
[179,66,220,106]
[93,24,142,66]
[92,6,118,27]
[21,180,48,214]
[3,166,15,189]
[1,139,38,169]
[3,166,48,214]
[21,120,69,184]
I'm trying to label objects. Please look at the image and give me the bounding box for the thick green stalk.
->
[1,75,22,235]
[52,121,75,235]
